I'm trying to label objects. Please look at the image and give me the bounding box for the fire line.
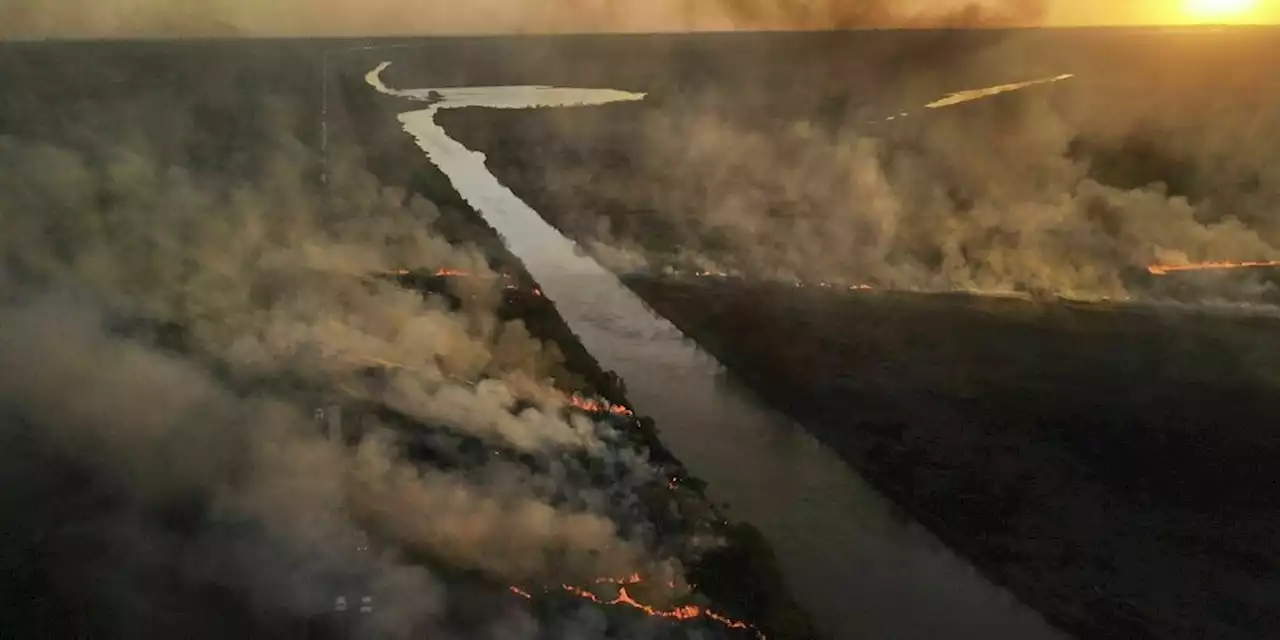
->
[509,576,765,639]
[1148,259,1280,276]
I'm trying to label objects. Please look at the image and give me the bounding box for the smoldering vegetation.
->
[434,27,1280,305]
[0,45,725,639]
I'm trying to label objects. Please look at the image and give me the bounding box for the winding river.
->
[365,62,1062,640]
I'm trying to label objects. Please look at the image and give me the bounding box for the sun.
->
[1181,0,1259,23]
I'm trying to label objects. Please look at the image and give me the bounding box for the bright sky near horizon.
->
[0,0,1277,38]
[1052,0,1275,25]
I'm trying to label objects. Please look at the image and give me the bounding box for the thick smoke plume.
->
[0,0,1049,38]
[0,50,680,638]
[466,33,1280,303]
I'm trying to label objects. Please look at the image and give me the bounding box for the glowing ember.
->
[377,266,520,280]
[1147,260,1280,276]
[568,394,634,416]
[434,267,472,277]
[684,269,874,291]
[334,357,630,420]
[510,577,764,639]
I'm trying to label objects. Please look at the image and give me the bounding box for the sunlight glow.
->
[1181,0,1259,23]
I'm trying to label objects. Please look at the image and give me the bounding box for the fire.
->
[510,576,764,639]
[685,269,874,291]
[1147,259,1280,276]
[333,358,629,419]
[567,394,633,416]
[377,267,536,293]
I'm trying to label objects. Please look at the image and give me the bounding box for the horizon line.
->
[3,23,1277,44]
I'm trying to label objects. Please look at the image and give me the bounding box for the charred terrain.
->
[0,39,811,639]
[625,276,1280,639]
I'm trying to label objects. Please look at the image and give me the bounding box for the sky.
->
[0,0,1277,39]
[1050,0,1279,25]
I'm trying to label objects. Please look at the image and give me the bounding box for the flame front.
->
[568,394,634,416]
[689,270,874,291]
[510,575,764,639]
[1148,260,1280,276]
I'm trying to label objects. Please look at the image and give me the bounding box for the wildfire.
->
[509,575,764,639]
[686,270,874,291]
[334,358,628,418]
[567,394,634,416]
[1147,259,1280,276]
[376,267,543,294]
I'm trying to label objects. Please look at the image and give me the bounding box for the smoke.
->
[0,46,683,639]
[0,0,1050,38]
[0,295,650,636]
[452,34,1280,304]
[710,0,1050,30]
[636,101,1276,298]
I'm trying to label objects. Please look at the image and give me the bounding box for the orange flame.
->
[379,267,515,279]
[434,268,472,277]
[1148,260,1280,276]
[510,577,764,639]
[568,395,634,416]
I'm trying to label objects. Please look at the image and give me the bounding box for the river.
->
[365,61,1062,640]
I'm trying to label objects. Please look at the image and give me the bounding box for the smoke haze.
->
[432,31,1280,304]
[0,0,1050,38]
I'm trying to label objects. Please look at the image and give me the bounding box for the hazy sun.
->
[1182,0,1259,22]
